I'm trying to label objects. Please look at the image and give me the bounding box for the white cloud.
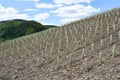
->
[60,18,80,23]
[0,4,31,21]
[0,4,50,22]
[34,13,50,21]
[40,21,58,26]
[53,0,92,4]
[0,5,18,13]
[16,0,39,2]
[24,8,38,12]
[52,4,100,18]
[35,3,62,9]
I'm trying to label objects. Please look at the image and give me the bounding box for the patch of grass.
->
[0,76,11,80]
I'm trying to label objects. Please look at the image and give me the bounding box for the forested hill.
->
[0,19,57,43]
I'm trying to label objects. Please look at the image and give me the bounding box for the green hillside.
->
[0,19,49,42]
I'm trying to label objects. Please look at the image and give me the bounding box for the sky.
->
[0,0,120,26]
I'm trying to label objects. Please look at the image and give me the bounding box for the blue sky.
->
[0,0,120,26]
